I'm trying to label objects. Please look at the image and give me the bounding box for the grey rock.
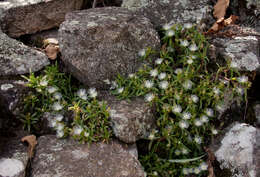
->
[0,30,49,76]
[121,0,214,29]
[0,0,84,37]
[212,123,258,177]
[253,104,260,126]
[105,95,156,143]
[0,130,29,177]
[59,7,160,89]
[211,27,260,72]
[31,135,146,177]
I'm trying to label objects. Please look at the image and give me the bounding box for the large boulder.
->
[31,135,146,177]
[59,7,160,89]
[105,95,156,143]
[0,0,85,38]
[211,123,258,177]
[121,0,214,29]
[0,30,49,76]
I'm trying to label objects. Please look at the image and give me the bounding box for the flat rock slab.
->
[0,0,84,37]
[0,130,29,177]
[31,135,145,177]
[122,0,213,28]
[213,123,258,177]
[0,30,49,76]
[105,95,156,143]
[59,7,160,89]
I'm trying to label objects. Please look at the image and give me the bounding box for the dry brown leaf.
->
[204,147,216,177]
[213,0,230,20]
[44,44,60,60]
[21,135,37,159]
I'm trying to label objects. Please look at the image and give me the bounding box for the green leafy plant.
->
[22,63,111,143]
[111,23,250,176]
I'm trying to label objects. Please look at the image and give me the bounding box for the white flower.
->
[73,126,83,135]
[53,92,62,100]
[103,79,111,84]
[216,104,225,112]
[194,136,202,144]
[230,61,239,69]
[200,115,209,123]
[39,79,48,87]
[182,168,189,175]
[144,80,154,88]
[200,162,208,171]
[145,93,155,102]
[181,148,189,154]
[47,86,58,94]
[237,75,248,83]
[174,68,183,75]
[179,120,189,129]
[188,168,194,174]
[213,87,220,95]
[182,112,191,120]
[158,72,166,80]
[56,123,64,131]
[148,133,155,140]
[49,119,57,128]
[117,87,124,94]
[110,81,118,90]
[184,23,193,29]
[155,58,163,65]
[77,89,87,100]
[138,49,146,57]
[194,119,203,127]
[54,114,63,121]
[152,171,158,176]
[175,94,181,100]
[180,40,189,47]
[52,102,63,111]
[236,87,244,95]
[150,69,158,77]
[194,167,201,174]
[172,105,182,113]
[163,23,173,30]
[84,132,90,137]
[56,130,64,138]
[187,59,193,64]
[182,80,193,90]
[159,81,169,89]
[211,128,218,135]
[189,44,198,51]
[175,149,181,155]
[166,30,175,37]
[191,95,199,103]
[205,108,214,117]
[88,88,98,98]
[128,74,135,78]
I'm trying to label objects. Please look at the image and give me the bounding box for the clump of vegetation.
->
[111,23,250,176]
[22,64,111,143]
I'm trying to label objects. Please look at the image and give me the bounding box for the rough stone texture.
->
[104,95,156,143]
[211,26,260,72]
[0,0,84,38]
[213,123,258,177]
[254,104,260,126]
[121,0,214,29]
[0,30,49,76]
[31,135,145,177]
[59,7,160,89]
[0,130,29,177]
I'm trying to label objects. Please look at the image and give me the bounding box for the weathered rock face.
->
[0,30,49,76]
[121,0,214,29]
[105,95,156,143]
[0,130,29,177]
[0,0,84,38]
[31,135,146,177]
[210,26,260,72]
[59,7,160,89]
[254,104,260,126]
[212,123,258,177]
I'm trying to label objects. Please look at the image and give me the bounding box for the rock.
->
[121,0,214,29]
[31,135,146,177]
[211,26,260,72]
[0,0,84,38]
[0,30,49,76]
[253,104,260,126]
[105,95,156,143]
[0,130,29,177]
[212,123,258,177]
[59,7,160,89]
